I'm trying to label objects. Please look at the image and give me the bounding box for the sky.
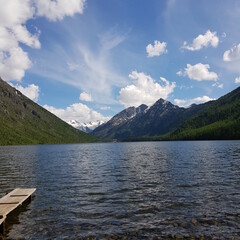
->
[1,0,240,123]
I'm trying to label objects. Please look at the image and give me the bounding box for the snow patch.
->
[68,120,105,133]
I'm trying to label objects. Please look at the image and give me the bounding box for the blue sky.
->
[1,0,240,123]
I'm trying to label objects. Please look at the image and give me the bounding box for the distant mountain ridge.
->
[92,104,147,139]
[92,87,240,140]
[0,78,98,145]
[92,98,199,139]
[68,120,104,133]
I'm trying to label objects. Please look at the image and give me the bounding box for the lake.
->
[0,141,240,239]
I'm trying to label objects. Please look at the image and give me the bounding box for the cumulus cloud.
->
[43,103,110,123]
[35,0,85,21]
[0,0,34,28]
[79,92,92,102]
[12,25,41,49]
[0,0,39,81]
[174,96,215,108]
[0,47,32,81]
[182,30,219,51]
[146,40,167,57]
[223,43,240,62]
[14,83,40,102]
[235,76,240,83]
[119,71,176,107]
[177,63,218,81]
[0,0,85,82]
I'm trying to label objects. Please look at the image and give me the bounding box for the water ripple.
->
[0,141,240,239]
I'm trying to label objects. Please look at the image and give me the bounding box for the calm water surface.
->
[0,141,240,239]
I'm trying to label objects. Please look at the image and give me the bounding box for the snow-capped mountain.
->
[92,99,185,139]
[91,104,148,138]
[68,120,105,133]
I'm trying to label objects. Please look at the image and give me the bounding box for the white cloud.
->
[177,63,218,81]
[223,43,240,62]
[212,82,223,89]
[14,83,40,102]
[0,0,38,82]
[0,0,34,28]
[235,76,240,83]
[43,103,110,123]
[35,0,85,21]
[12,25,41,49]
[182,30,219,51]
[79,92,92,102]
[0,47,32,81]
[146,40,167,57]
[174,96,215,107]
[0,0,85,82]
[118,71,176,107]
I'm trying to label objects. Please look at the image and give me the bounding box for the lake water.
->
[0,141,240,239]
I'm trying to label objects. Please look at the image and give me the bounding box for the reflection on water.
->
[0,141,240,239]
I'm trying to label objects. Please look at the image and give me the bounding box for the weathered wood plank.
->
[9,188,36,196]
[0,204,19,218]
[0,188,36,234]
[0,188,36,217]
[0,196,26,203]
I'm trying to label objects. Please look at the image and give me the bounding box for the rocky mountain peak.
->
[67,120,104,133]
[136,104,148,114]
[110,104,148,126]
[150,98,177,113]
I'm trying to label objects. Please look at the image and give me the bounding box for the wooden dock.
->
[0,188,36,235]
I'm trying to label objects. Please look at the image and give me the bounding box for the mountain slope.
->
[165,87,240,140]
[112,99,185,139]
[0,78,98,145]
[93,99,205,139]
[92,104,147,139]
[93,87,240,140]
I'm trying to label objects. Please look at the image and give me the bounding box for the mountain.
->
[165,86,240,140]
[0,78,98,145]
[93,87,240,140]
[92,98,199,139]
[92,104,148,139]
[68,120,104,133]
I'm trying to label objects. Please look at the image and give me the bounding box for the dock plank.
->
[0,196,27,204]
[0,188,36,217]
[0,204,20,217]
[10,188,36,196]
[0,188,35,235]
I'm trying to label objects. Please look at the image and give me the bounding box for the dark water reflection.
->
[0,141,240,239]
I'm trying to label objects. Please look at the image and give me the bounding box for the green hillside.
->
[94,85,240,142]
[0,78,98,145]
[164,87,240,140]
